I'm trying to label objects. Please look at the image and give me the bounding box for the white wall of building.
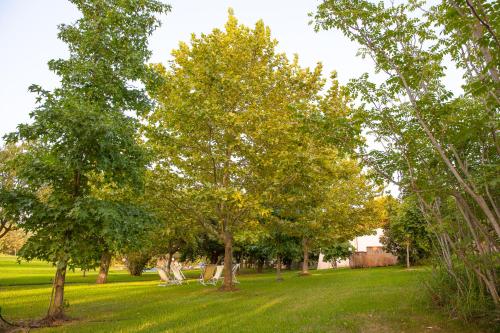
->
[351,228,384,252]
[318,228,385,269]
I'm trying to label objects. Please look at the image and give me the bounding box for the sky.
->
[0,0,382,141]
[0,1,463,195]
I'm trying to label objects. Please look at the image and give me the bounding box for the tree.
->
[322,241,354,268]
[380,197,432,268]
[235,230,273,273]
[0,144,24,240]
[274,156,382,276]
[241,69,376,276]
[92,184,157,284]
[313,0,499,314]
[264,223,302,280]
[142,169,200,274]
[4,0,169,321]
[146,10,358,290]
[181,233,225,265]
[0,229,29,256]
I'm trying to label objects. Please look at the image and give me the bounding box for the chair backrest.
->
[214,265,224,279]
[232,263,240,274]
[158,268,169,282]
[203,264,216,280]
[171,266,184,281]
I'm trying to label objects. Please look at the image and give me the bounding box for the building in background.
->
[318,228,397,269]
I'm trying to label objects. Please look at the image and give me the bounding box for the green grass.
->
[0,255,484,333]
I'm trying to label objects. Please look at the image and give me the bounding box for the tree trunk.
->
[210,252,219,264]
[96,251,112,284]
[220,231,234,291]
[406,241,410,269]
[276,255,283,281]
[301,238,310,275]
[257,260,264,273]
[166,251,174,273]
[46,260,68,321]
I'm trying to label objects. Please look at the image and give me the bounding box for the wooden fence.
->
[349,246,398,268]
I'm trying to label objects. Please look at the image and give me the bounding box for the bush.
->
[125,252,153,276]
[425,259,499,327]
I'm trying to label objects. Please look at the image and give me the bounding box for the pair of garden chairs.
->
[157,263,186,286]
[199,263,240,286]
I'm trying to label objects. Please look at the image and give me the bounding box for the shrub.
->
[125,252,154,276]
[425,259,499,327]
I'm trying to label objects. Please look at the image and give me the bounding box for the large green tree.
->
[263,152,382,276]
[4,0,169,321]
[244,69,379,275]
[146,11,365,289]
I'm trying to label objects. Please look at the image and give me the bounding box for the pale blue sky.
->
[0,0,374,141]
[0,0,462,143]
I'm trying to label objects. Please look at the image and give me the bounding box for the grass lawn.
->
[0,255,485,333]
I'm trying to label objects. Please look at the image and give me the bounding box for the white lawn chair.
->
[170,265,186,285]
[208,265,224,285]
[232,263,241,284]
[157,268,170,287]
[199,264,216,285]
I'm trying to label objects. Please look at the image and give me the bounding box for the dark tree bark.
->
[220,231,234,291]
[256,260,264,273]
[44,171,80,321]
[0,219,13,239]
[166,251,174,273]
[209,252,219,264]
[284,258,293,270]
[46,259,68,321]
[96,251,112,284]
[300,238,310,275]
